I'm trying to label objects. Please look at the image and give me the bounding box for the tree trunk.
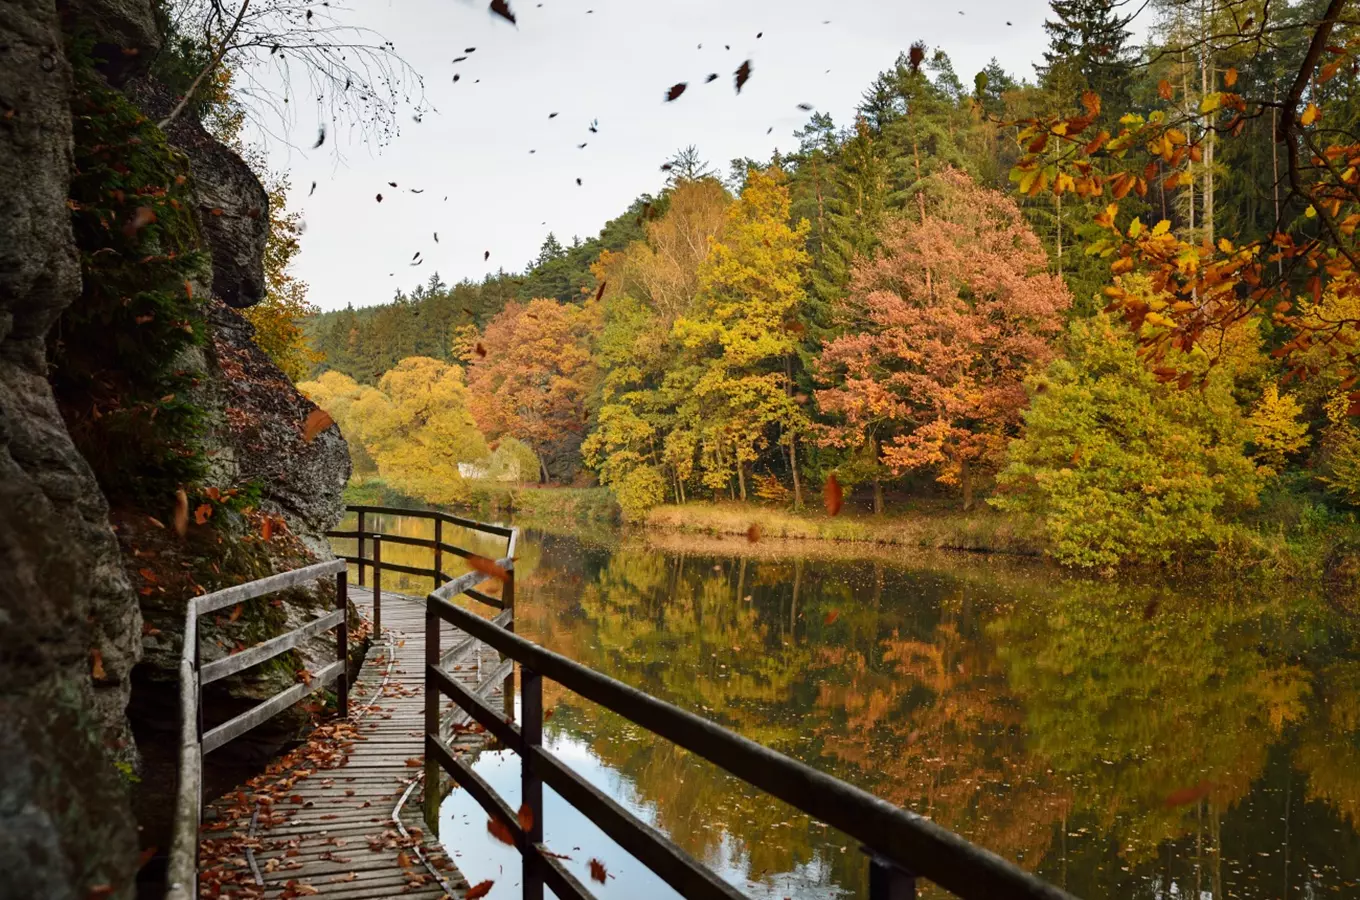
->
[736,450,747,502]
[539,456,550,485]
[790,433,803,509]
[961,457,973,511]
[1199,1,1215,245]
[873,479,885,515]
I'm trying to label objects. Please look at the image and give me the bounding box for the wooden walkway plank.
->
[198,587,505,899]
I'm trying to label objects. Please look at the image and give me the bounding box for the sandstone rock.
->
[0,0,143,896]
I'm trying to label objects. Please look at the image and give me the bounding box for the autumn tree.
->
[817,169,1071,509]
[241,170,321,381]
[994,315,1263,568]
[672,167,814,502]
[466,298,600,482]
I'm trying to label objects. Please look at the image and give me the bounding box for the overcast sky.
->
[257,0,1111,312]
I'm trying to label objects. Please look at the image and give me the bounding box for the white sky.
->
[258,0,1104,312]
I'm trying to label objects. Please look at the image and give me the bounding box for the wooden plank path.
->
[198,586,506,899]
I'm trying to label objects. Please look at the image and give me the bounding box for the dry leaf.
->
[303,409,334,443]
[588,858,608,883]
[1164,781,1213,808]
[194,503,213,525]
[91,648,107,680]
[734,60,752,93]
[466,881,495,900]
[517,803,535,833]
[746,523,761,543]
[665,82,687,101]
[823,474,844,517]
[229,603,243,623]
[468,554,509,582]
[487,816,516,846]
[489,0,515,24]
[262,517,275,542]
[121,206,157,238]
[173,488,189,537]
[824,609,840,626]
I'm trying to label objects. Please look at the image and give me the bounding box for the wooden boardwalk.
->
[198,586,506,899]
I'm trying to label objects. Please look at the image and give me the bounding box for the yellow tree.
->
[241,171,321,381]
[673,168,813,502]
[375,357,488,503]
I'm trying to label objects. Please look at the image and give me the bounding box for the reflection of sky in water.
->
[440,715,848,900]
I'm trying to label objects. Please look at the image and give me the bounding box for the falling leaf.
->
[734,60,752,93]
[705,73,719,83]
[746,523,761,543]
[576,177,583,186]
[173,488,189,537]
[312,125,326,149]
[517,803,535,832]
[122,206,157,238]
[594,281,607,302]
[434,232,439,242]
[468,554,509,582]
[376,193,383,202]
[484,250,490,261]
[194,503,213,525]
[1223,67,1238,87]
[303,408,335,443]
[588,858,608,883]
[797,103,813,111]
[489,0,516,24]
[487,816,516,845]
[466,881,495,899]
[824,609,840,626]
[453,56,468,63]
[229,603,243,623]
[137,846,158,870]
[665,82,688,101]
[262,517,275,542]
[309,181,317,196]
[91,648,107,680]
[475,342,488,358]
[823,474,843,516]
[1164,781,1213,808]
[1301,102,1319,126]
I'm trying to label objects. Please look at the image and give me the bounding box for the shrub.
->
[614,466,667,523]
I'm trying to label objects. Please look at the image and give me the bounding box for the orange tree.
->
[1007,0,1360,397]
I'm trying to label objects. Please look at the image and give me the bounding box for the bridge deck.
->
[197,586,501,899]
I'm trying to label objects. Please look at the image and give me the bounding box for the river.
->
[334,511,1360,899]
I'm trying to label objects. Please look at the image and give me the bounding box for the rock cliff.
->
[0,2,351,896]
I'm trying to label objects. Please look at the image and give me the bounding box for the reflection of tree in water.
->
[357,519,1360,898]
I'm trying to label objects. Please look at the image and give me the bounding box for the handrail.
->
[164,558,348,900]
[424,579,1079,900]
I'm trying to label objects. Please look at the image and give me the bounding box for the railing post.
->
[357,509,366,587]
[866,851,916,900]
[502,564,516,723]
[423,599,441,836]
[336,570,349,719]
[521,664,544,900]
[372,534,382,635]
[433,517,443,590]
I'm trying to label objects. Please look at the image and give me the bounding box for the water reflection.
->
[335,514,1360,898]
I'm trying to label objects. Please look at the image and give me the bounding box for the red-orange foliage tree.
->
[815,170,1071,508]
[466,298,599,482]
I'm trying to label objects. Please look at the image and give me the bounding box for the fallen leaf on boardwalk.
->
[303,409,334,443]
[397,850,414,868]
[824,609,840,626]
[746,523,761,543]
[823,474,843,516]
[173,488,189,536]
[194,503,212,525]
[331,872,357,882]
[1164,781,1213,808]
[517,803,535,832]
[487,816,516,845]
[467,554,508,582]
[466,881,495,899]
[405,757,422,767]
[589,858,609,883]
[91,648,107,680]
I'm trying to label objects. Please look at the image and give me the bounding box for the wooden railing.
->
[326,504,518,635]
[425,577,1079,900]
[165,559,349,900]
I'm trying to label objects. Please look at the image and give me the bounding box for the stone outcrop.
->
[1,1,351,895]
[0,1,147,897]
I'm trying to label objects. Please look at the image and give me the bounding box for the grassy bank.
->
[644,501,1047,556]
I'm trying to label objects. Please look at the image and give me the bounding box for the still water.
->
[336,512,1360,898]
